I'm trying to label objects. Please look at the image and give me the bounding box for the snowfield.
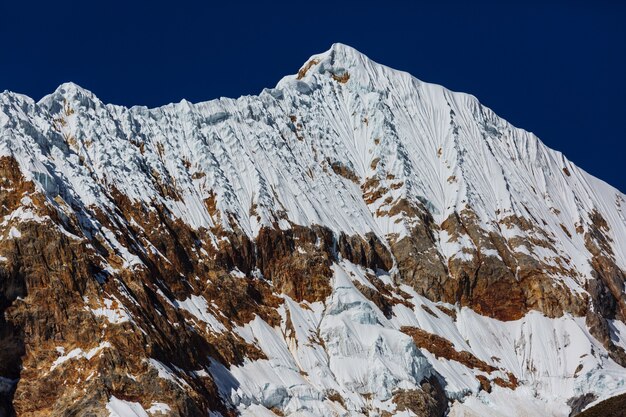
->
[1,43,625,417]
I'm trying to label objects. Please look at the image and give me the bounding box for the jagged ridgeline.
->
[0,44,625,417]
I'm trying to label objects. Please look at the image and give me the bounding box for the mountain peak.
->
[39,82,98,111]
[276,42,389,93]
[323,42,368,60]
[52,82,95,99]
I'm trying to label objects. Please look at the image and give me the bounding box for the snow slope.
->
[2,44,624,279]
[1,43,625,416]
[223,260,626,416]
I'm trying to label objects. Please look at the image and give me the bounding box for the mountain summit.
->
[0,44,625,417]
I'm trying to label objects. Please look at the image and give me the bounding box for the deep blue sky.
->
[1,1,624,192]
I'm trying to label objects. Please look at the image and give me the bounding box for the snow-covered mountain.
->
[0,43,625,417]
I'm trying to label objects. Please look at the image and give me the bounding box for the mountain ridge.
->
[0,43,625,417]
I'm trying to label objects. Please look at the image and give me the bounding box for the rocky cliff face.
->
[0,44,625,417]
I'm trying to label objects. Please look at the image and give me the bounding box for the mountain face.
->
[0,43,625,417]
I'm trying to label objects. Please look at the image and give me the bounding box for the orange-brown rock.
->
[329,160,359,184]
[391,376,447,417]
[583,210,626,366]
[296,59,320,79]
[255,225,333,302]
[337,232,394,272]
[392,206,587,322]
[401,326,497,373]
